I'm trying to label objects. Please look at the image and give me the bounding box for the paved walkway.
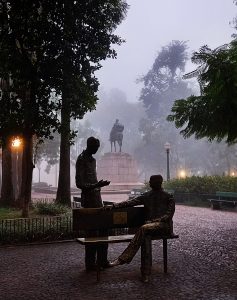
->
[0,205,236,300]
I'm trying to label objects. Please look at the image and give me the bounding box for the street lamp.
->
[12,138,21,148]
[12,137,22,200]
[164,142,171,181]
[179,169,186,179]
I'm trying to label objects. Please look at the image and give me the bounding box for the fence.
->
[0,193,218,245]
[0,214,128,245]
[0,215,73,244]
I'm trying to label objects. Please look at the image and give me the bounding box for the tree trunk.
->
[0,136,14,206]
[19,135,34,217]
[56,100,71,205]
[56,0,72,206]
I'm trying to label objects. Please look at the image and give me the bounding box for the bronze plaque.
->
[113,212,127,225]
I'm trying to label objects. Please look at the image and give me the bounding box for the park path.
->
[0,205,236,300]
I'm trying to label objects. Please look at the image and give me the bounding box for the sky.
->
[96,0,236,102]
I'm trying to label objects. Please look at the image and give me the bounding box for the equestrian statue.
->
[109,119,124,152]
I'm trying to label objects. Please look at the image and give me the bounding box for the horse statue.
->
[109,119,124,152]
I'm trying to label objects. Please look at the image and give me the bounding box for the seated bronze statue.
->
[107,175,175,282]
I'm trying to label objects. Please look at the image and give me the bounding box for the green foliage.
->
[0,1,60,142]
[168,40,237,144]
[34,202,70,216]
[163,176,237,194]
[34,132,60,171]
[0,0,128,141]
[138,40,190,119]
[0,208,22,219]
[135,41,193,177]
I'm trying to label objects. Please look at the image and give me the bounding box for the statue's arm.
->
[113,195,144,208]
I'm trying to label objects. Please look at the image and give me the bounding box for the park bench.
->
[73,207,179,281]
[208,191,237,209]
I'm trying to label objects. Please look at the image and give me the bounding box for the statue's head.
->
[86,136,100,154]
[115,119,119,123]
[149,175,163,190]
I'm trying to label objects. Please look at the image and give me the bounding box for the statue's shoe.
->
[141,274,150,283]
[108,258,124,267]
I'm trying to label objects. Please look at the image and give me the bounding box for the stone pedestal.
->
[97,152,143,191]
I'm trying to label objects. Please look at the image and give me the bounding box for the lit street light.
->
[12,137,22,200]
[179,169,186,179]
[164,142,171,181]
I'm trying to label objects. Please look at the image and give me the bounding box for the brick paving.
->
[0,205,236,300]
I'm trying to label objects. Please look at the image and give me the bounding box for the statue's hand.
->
[145,220,152,224]
[97,180,110,188]
[102,205,113,211]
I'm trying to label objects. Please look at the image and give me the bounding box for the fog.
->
[97,0,236,102]
[33,0,237,186]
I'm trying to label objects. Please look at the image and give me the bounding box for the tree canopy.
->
[138,40,189,119]
[0,0,128,140]
[135,40,192,176]
[167,40,237,144]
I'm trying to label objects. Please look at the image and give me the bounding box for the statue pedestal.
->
[97,152,143,191]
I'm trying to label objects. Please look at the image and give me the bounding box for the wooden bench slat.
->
[76,234,179,245]
[76,235,134,244]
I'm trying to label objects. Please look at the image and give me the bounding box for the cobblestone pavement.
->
[0,205,236,300]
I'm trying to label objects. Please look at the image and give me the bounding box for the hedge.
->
[163,176,237,194]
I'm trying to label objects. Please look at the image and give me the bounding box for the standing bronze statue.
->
[75,136,110,271]
[109,119,124,152]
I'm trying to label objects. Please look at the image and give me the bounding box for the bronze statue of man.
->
[108,175,175,282]
[75,136,110,271]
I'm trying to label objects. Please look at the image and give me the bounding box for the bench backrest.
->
[73,207,145,231]
[216,191,237,199]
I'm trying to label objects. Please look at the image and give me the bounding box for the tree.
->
[167,40,237,144]
[0,1,59,214]
[40,1,129,205]
[0,1,128,212]
[138,40,189,119]
[33,132,60,177]
[135,41,193,178]
[0,136,14,206]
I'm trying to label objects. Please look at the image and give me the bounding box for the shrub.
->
[163,176,237,194]
[34,202,70,216]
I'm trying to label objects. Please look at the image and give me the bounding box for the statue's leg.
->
[111,142,112,152]
[114,142,116,152]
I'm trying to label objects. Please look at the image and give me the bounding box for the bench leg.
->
[141,236,152,275]
[163,239,167,273]
[96,264,100,282]
[211,202,220,209]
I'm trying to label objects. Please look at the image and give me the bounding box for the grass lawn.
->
[0,208,39,219]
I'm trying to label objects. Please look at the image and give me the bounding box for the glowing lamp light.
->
[231,171,235,177]
[179,170,186,179]
[12,137,22,148]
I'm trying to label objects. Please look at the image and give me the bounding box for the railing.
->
[0,215,73,244]
[0,214,128,245]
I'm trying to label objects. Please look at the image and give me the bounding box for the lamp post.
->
[164,142,171,181]
[12,137,22,200]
